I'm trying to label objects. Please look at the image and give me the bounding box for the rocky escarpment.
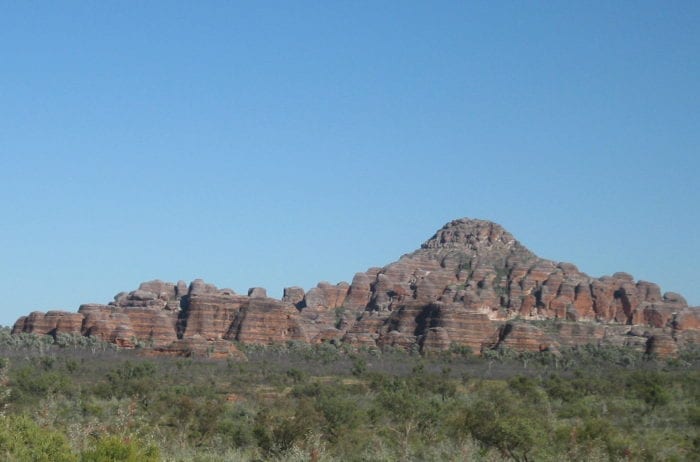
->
[12,218,700,356]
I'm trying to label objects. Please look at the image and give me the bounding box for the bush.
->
[80,435,159,462]
[461,382,551,462]
[10,365,71,401]
[0,414,76,462]
[97,361,157,399]
[626,370,670,411]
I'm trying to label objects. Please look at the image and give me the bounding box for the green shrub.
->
[0,414,76,462]
[80,435,159,462]
[98,361,157,399]
[461,382,551,462]
[10,365,71,401]
[626,370,670,411]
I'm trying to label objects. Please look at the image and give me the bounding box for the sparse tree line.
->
[0,327,697,461]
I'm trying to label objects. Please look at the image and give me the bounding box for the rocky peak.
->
[422,218,518,251]
[418,218,535,268]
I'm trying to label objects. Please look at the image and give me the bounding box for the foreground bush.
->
[0,414,76,462]
[0,340,696,461]
[80,435,159,462]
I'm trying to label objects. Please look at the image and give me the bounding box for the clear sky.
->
[1,2,698,326]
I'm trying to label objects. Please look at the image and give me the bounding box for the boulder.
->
[247,287,267,298]
[282,286,305,307]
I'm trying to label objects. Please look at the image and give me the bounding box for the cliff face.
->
[12,218,700,356]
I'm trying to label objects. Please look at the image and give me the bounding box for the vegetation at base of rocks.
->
[0,333,697,461]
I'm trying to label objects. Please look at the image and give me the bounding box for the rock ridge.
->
[11,218,700,357]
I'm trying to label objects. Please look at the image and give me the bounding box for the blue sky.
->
[1,2,698,325]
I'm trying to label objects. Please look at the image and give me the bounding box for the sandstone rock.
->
[601,324,650,351]
[343,313,385,347]
[138,280,177,300]
[176,280,189,297]
[646,333,678,356]
[10,317,27,335]
[497,322,556,352]
[377,330,416,349]
[189,279,218,296]
[663,292,687,305]
[121,308,178,346]
[113,292,128,305]
[637,281,662,303]
[675,328,700,350]
[11,311,84,336]
[317,282,350,309]
[182,293,246,340]
[675,307,700,331]
[248,287,267,298]
[613,272,634,282]
[310,328,345,344]
[129,290,158,301]
[344,272,373,311]
[572,283,595,320]
[421,327,452,351]
[9,217,699,357]
[165,300,182,311]
[300,282,350,331]
[79,306,128,341]
[113,325,136,348]
[227,298,307,344]
[303,287,326,309]
[78,303,177,347]
[640,304,676,328]
[418,304,499,353]
[282,286,305,307]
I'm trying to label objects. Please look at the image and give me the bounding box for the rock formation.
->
[11,218,700,356]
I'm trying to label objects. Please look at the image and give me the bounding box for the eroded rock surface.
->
[12,218,699,356]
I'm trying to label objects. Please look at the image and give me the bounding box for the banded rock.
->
[10,218,700,357]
